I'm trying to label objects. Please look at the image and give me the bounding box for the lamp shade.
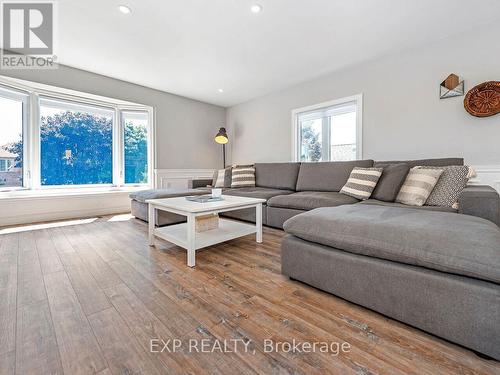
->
[214,127,228,144]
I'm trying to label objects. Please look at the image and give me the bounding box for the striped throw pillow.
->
[395,167,444,206]
[340,167,383,200]
[231,164,255,188]
[212,167,232,188]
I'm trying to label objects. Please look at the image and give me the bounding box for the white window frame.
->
[120,109,153,186]
[0,77,155,191]
[38,96,116,188]
[291,94,363,162]
[0,84,30,191]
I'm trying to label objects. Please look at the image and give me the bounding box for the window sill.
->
[0,186,150,201]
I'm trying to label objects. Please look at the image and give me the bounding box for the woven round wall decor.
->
[464,81,500,117]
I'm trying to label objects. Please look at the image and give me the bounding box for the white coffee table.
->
[146,195,265,267]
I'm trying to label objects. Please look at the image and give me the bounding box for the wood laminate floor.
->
[0,215,499,375]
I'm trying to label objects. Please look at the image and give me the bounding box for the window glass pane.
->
[330,111,356,161]
[299,118,323,162]
[40,99,114,186]
[123,111,149,184]
[297,101,357,162]
[0,94,24,188]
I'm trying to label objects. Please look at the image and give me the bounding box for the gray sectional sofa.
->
[130,157,500,360]
[131,158,499,227]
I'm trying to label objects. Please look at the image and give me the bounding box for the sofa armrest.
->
[188,178,213,189]
[458,185,499,225]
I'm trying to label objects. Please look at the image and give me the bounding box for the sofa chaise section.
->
[281,204,500,359]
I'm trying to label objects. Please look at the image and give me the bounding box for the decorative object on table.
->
[440,73,464,99]
[212,166,232,188]
[214,127,229,167]
[231,164,256,188]
[340,167,383,200]
[211,188,222,198]
[464,81,500,117]
[185,195,224,203]
[195,213,219,232]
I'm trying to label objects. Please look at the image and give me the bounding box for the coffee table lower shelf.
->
[153,218,257,254]
[147,196,264,267]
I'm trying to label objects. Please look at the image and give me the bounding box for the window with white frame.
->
[39,98,115,186]
[0,87,27,188]
[293,95,362,162]
[123,111,149,184]
[0,80,153,191]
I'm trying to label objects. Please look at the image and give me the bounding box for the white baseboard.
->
[155,169,214,189]
[0,191,131,227]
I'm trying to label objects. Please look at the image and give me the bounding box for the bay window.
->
[0,79,153,192]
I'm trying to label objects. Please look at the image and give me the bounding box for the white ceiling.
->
[58,0,500,107]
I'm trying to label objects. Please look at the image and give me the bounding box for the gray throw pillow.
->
[420,165,470,207]
[371,163,410,202]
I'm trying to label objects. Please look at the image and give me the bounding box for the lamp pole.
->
[222,143,226,168]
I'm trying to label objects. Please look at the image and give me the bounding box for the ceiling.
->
[57,0,500,107]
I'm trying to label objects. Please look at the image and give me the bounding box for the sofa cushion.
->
[129,188,208,203]
[359,199,457,213]
[375,157,464,168]
[255,162,301,191]
[223,187,293,202]
[268,191,359,211]
[283,204,500,284]
[296,160,374,192]
[371,163,410,202]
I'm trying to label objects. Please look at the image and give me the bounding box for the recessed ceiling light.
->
[218,88,224,93]
[118,5,131,14]
[250,4,263,13]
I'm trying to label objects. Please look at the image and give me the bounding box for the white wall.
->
[226,23,500,166]
[2,64,226,169]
